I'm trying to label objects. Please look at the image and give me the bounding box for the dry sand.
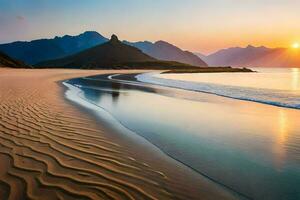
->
[0,68,239,200]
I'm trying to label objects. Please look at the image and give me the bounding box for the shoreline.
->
[0,68,240,200]
[62,79,250,199]
[65,71,300,200]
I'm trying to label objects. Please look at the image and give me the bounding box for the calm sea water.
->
[137,68,300,109]
[66,68,300,200]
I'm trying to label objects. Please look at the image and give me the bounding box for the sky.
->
[0,0,300,54]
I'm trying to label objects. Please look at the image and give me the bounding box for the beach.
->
[0,68,239,200]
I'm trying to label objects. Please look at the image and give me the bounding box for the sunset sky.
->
[1,0,300,54]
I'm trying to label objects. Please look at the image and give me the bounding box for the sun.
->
[291,42,300,49]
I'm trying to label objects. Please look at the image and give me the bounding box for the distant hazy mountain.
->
[0,51,29,68]
[0,31,108,64]
[201,45,300,67]
[37,35,156,68]
[125,40,207,66]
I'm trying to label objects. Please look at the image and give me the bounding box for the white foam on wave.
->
[136,72,300,109]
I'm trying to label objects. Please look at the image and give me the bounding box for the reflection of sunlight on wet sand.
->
[273,109,289,170]
[292,68,300,91]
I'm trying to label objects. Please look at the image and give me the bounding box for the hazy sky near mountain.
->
[1,0,300,54]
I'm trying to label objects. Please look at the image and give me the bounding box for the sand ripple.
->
[0,69,239,200]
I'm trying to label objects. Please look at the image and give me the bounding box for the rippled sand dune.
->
[0,68,238,200]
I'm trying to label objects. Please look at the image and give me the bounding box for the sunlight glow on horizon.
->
[292,43,300,49]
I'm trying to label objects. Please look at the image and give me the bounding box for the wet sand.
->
[0,68,240,200]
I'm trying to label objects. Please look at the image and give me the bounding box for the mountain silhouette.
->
[37,35,157,68]
[124,40,207,66]
[0,31,108,64]
[0,31,207,66]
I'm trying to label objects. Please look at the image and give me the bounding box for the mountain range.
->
[37,35,201,70]
[0,31,207,66]
[2,30,299,68]
[198,45,300,67]
[37,35,156,68]
[124,40,207,66]
[37,35,249,73]
[0,31,108,65]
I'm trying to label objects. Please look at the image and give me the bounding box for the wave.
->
[136,72,300,110]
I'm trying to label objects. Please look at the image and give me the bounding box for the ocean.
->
[137,68,300,109]
[65,68,300,200]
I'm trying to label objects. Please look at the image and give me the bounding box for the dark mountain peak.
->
[110,34,119,43]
